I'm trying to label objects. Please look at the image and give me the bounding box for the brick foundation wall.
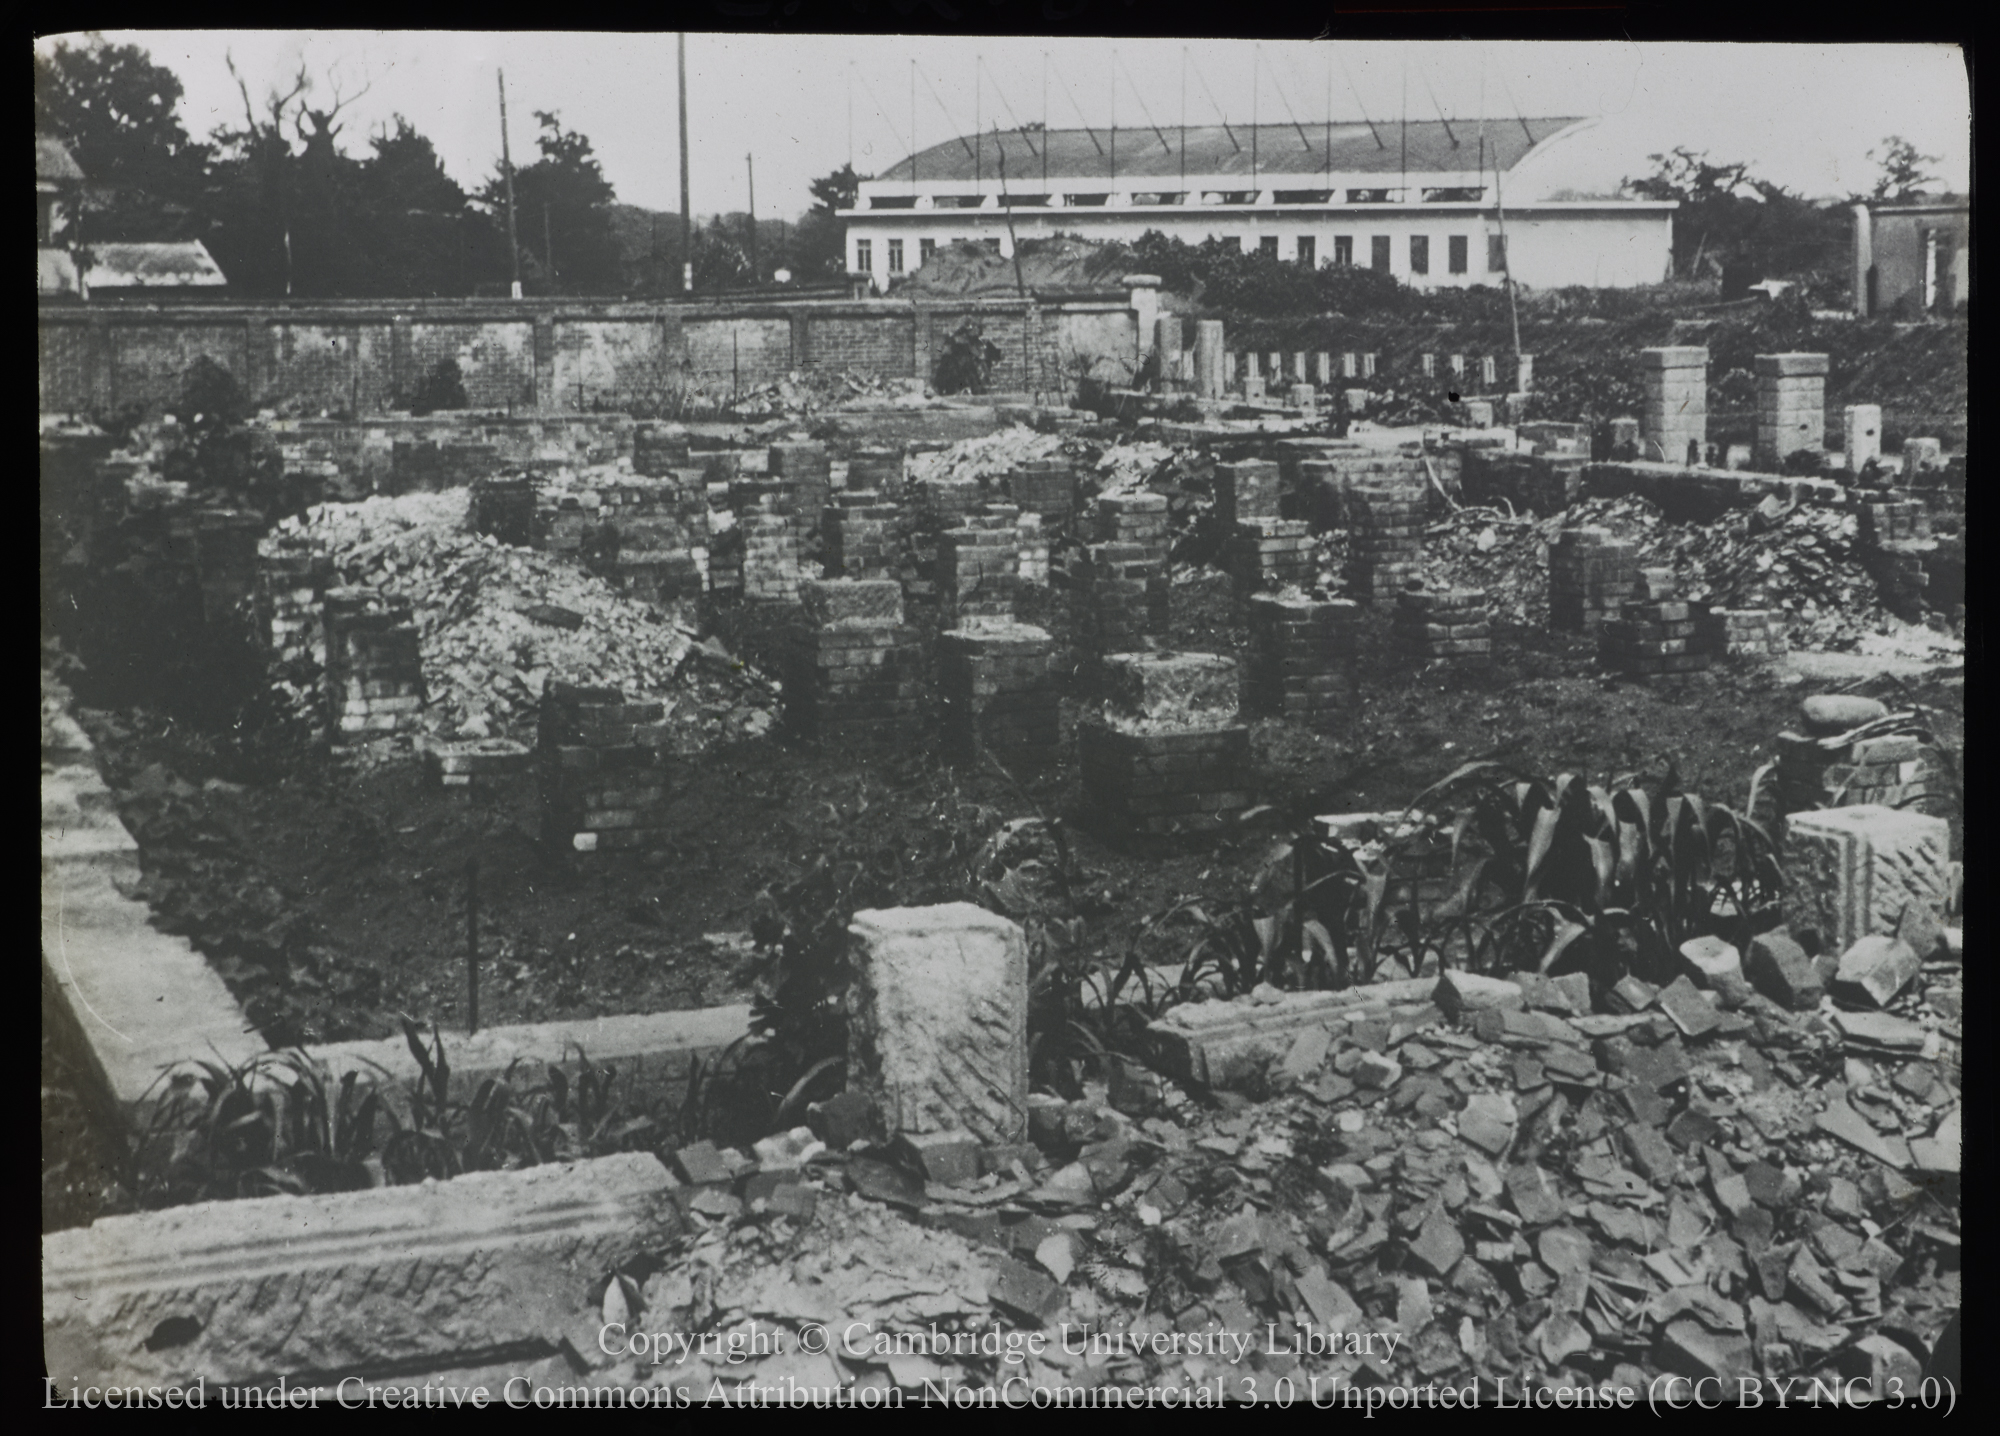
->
[323,588,425,740]
[1392,588,1493,667]
[1549,526,1639,633]
[1241,594,1360,727]
[537,684,676,854]
[937,622,1058,772]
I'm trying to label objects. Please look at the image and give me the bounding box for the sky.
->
[55,33,1971,218]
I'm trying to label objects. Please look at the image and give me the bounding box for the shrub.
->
[407,358,469,416]
[934,318,1002,394]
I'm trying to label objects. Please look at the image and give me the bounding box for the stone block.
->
[847,905,1029,1146]
[1745,930,1822,1010]
[1678,935,1744,988]
[1754,353,1831,378]
[896,1130,984,1187]
[1782,806,1950,956]
[1832,934,1921,1008]
[42,1155,679,1387]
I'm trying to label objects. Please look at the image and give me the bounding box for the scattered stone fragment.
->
[808,1090,883,1149]
[1456,1093,1518,1155]
[1746,931,1823,1010]
[1407,1214,1466,1278]
[1909,1108,1960,1174]
[1656,976,1723,1037]
[673,1141,735,1186]
[1279,1024,1334,1083]
[1609,975,1660,1013]
[1830,1009,1930,1053]
[988,1257,1065,1324]
[1536,1226,1595,1275]
[1354,1051,1404,1089]
[1743,1161,1788,1208]
[1833,934,1922,1008]
[1815,1100,1913,1168]
[1658,1319,1754,1381]
[1678,935,1744,990]
[898,1130,983,1187]
[1801,694,1889,735]
[753,1127,827,1172]
[1506,1164,1566,1226]
[1847,1334,1924,1391]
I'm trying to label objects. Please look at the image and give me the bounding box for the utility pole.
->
[543,203,554,293]
[499,69,521,299]
[746,153,757,284]
[679,33,692,294]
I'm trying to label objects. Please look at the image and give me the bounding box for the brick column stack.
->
[1856,491,1936,620]
[1392,588,1493,668]
[1548,526,1639,632]
[847,448,904,500]
[1079,652,1253,839]
[822,491,897,579]
[729,478,803,602]
[1221,461,1313,598]
[1007,458,1074,529]
[1700,609,1789,658]
[1596,580,1710,677]
[1016,513,1050,585]
[471,475,536,548]
[1092,491,1169,554]
[938,621,1059,773]
[915,476,982,531]
[322,588,426,741]
[1241,594,1360,727]
[781,579,923,746]
[1755,353,1829,471]
[1073,544,1168,684]
[1638,346,1708,466]
[256,536,333,667]
[769,441,832,564]
[1344,475,1426,605]
[185,508,267,631]
[938,525,1021,629]
[537,683,675,855]
[632,424,691,476]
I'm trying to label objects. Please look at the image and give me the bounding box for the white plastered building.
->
[840,117,1674,292]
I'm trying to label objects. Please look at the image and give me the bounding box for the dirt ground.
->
[69,571,1963,1049]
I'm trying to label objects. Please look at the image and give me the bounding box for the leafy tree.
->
[690,215,753,290]
[356,118,490,296]
[481,111,621,294]
[1622,148,1843,290]
[1867,135,1943,201]
[787,163,863,282]
[34,33,212,242]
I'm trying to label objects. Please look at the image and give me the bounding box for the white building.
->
[841,117,1675,292]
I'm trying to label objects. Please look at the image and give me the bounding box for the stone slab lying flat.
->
[42,720,263,1110]
[1145,974,1526,1088]
[314,1005,754,1111]
[43,1153,679,1388]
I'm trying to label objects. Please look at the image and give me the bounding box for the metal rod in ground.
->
[467,857,481,1035]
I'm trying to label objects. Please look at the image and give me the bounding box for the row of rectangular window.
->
[867,189,1491,210]
[1254,233,1504,274]
[856,236,991,274]
[857,233,1503,275]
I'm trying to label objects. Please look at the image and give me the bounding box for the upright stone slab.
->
[1639,347,1708,466]
[1193,320,1226,399]
[847,904,1029,1146]
[1755,353,1829,470]
[1154,315,1183,390]
[1843,405,1883,471]
[1782,805,1950,956]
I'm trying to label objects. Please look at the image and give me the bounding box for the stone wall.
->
[40,294,1145,417]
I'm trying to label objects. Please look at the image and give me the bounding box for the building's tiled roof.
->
[870,119,1587,185]
[85,241,228,288]
[38,133,85,183]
